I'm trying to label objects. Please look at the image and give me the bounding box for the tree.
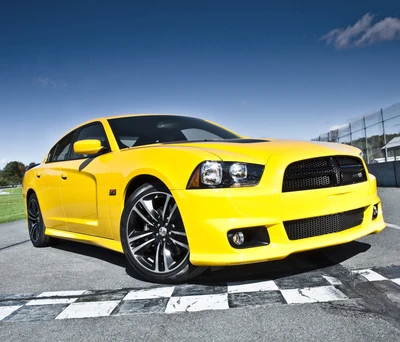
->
[1,161,26,185]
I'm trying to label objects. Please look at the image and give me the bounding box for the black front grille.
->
[283,207,365,240]
[282,156,366,192]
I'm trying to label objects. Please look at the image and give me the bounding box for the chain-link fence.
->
[312,102,400,164]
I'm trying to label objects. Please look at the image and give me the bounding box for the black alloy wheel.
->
[120,182,206,283]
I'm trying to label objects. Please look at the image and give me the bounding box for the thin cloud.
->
[321,13,400,49]
[33,76,50,87]
[356,17,400,46]
[32,76,68,89]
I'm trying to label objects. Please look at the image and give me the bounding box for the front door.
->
[59,122,112,238]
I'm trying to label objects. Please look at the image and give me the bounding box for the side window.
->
[46,145,57,163]
[50,132,75,162]
[70,123,108,159]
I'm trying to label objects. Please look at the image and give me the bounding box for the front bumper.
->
[172,175,385,267]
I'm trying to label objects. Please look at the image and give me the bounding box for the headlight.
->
[201,161,223,186]
[187,161,264,189]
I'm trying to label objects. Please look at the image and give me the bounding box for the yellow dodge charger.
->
[22,114,385,283]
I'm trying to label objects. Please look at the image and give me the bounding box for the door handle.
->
[61,173,68,180]
[36,173,41,178]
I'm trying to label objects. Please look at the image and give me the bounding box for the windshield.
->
[108,115,241,148]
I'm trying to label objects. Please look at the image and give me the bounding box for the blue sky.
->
[1,0,400,166]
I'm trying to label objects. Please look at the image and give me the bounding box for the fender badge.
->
[109,189,117,196]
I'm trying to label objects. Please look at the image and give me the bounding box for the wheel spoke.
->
[33,225,39,241]
[133,206,155,227]
[29,223,35,236]
[163,242,174,272]
[30,223,38,240]
[154,242,161,272]
[166,203,177,224]
[170,230,186,237]
[32,200,38,215]
[28,209,36,221]
[170,237,189,250]
[140,199,159,222]
[161,194,172,220]
[131,238,155,254]
[128,231,153,244]
[133,198,160,227]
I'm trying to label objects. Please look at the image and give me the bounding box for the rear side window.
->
[48,132,75,162]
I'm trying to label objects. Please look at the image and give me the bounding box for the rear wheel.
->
[27,193,55,247]
[120,182,206,283]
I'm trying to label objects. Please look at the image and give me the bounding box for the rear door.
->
[34,131,77,231]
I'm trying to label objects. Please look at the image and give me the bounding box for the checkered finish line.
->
[1,265,399,322]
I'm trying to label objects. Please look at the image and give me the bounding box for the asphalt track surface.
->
[1,187,399,341]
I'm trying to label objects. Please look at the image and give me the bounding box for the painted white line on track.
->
[0,306,22,321]
[55,300,120,319]
[227,280,279,293]
[352,269,388,281]
[123,286,175,301]
[392,278,400,286]
[281,286,348,304]
[165,294,229,313]
[386,223,400,230]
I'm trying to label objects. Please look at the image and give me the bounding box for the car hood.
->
[156,138,362,165]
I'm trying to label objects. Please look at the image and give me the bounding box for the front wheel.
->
[120,182,206,283]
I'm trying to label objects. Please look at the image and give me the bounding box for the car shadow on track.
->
[52,240,128,268]
[190,241,371,286]
[51,238,371,285]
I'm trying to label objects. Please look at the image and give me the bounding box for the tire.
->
[120,182,206,283]
[27,193,55,247]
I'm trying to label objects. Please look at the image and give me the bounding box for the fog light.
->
[372,204,378,220]
[232,232,245,245]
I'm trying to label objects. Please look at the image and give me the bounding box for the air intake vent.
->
[283,207,365,240]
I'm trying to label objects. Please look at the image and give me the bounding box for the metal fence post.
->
[349,123,352,146]
[381,108,388,162]
[363,117,369,164]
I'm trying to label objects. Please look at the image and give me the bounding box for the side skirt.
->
[45,228,124,253]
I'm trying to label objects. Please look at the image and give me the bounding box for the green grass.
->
[0,187,26,224]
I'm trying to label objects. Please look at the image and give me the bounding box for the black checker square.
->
[373,265,400,280]
[113,298,169,315]
[228,291,285,308]
[75,289,129,303]
[274,272,331,290]
[3,304,69,322]
[172,284,227,297]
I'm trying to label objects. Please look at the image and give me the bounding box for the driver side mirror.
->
[74,139,103,155]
